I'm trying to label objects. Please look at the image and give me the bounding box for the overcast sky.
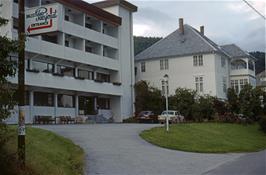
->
[87,0,265,52]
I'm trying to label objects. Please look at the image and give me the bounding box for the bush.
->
[259,116,266,133]
[123,117,139,123]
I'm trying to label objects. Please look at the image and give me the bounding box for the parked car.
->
[158,110,184,124]
[137,111,158,123]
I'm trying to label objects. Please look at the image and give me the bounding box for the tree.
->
[134,81,164,115]
[227,88,239,114]
[174,88,197,120]
[0,17,18,147]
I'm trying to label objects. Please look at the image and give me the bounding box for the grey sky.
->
[87,0,266,52]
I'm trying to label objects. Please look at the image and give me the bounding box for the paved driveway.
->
[36,124,265,175]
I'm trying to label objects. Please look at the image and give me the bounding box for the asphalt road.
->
[37,124,265,175]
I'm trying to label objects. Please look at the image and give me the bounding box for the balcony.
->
[9,71,122,96]
[25,37,120,71]
[63,21,118,49]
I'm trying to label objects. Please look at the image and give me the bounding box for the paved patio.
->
[36,124,264,175]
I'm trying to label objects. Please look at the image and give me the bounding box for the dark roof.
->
[93,0,138,12]
[135,24,229,61]
[55,0,121,26]
[221,44,256,60]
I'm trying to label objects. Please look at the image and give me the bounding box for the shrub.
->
[123,117,139,123]
[259,116,266,133]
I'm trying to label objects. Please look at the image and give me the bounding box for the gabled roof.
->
[221,44,256,60]
[135,24,228,61]
[93,0,137,12]
[55,0,121,26]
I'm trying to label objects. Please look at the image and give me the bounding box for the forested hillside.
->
[249,52,265,74]
[134,36,162,55]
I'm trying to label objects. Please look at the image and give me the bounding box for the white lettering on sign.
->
[25,4,59,35]
[18,125,26,136]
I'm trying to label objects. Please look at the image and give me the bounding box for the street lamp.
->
[162,74,169,132]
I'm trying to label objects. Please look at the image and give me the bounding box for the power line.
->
[242,0,266,20]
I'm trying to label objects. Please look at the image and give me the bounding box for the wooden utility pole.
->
[18,0,26,168]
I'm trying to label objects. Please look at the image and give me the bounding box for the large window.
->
[231,60,247,70]
[96,73,110,82]
[231,79,248,93]
[98,98,110,110]
[141,62,146,72]
[34,92,54,106]
[57,65,75,77]
[31,60,54,73]
[79,96,95,115]
[78,69,94,80]
[160,59,169,70]
[193,55,203,66]
[195,76,203,92]
[58,94,75,108]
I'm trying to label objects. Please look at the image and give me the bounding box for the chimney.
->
[200,26,204,35]
[179,18,184,34]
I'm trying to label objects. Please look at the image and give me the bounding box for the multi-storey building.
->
[135,19,256,99]
[1,0,137,123]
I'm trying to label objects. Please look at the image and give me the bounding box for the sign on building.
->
[25,4,59,35]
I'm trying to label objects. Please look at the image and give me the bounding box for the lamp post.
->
[162,74,169,132]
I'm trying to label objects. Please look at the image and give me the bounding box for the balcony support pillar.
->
[54,93,58,118]
[75,95,79,117]
[29,91,34,123]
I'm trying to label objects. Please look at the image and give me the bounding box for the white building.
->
[0,0,137,123]
[135,19,256,99]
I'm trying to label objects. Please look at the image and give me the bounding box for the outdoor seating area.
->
[33,116,84,125]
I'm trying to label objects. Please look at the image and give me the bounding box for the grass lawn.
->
[2,126,84,175]
[140,123,266,153]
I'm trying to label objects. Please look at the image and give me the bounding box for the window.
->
[165,59,169,70]
[160,60,164,70]
[65,40,69,47]
[96,73,110,82]
[198,55,203,66]
[65,15,69,21]
[193,55,203,66]
[58,94,75,108]
[223,77,227,93]
[195,76,203,92]
[57,65,75,77]
[221,57,226,67]
[193,56,198,66]
[240,79,244,90]
[98,98,110,109]
[79,96,95,115]
[160,59,169,70]
[34,92,54,106]
[31,60,54,73]
[13,18,19,30]
[78,69,94,80]
[141,62,145,72]
[231,80,239,93]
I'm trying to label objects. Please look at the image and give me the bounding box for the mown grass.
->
[140,123,266,153]
[2,126,84,175]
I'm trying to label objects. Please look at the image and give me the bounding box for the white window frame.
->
[160,60,164,70]
[195,76,204,93]
[141,62,146,72]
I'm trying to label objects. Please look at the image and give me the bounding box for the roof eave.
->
[55,0,122,26]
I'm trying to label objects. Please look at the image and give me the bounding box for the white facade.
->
[1,0,137,123]
[136,53,231,99]
[135,25,256,99]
